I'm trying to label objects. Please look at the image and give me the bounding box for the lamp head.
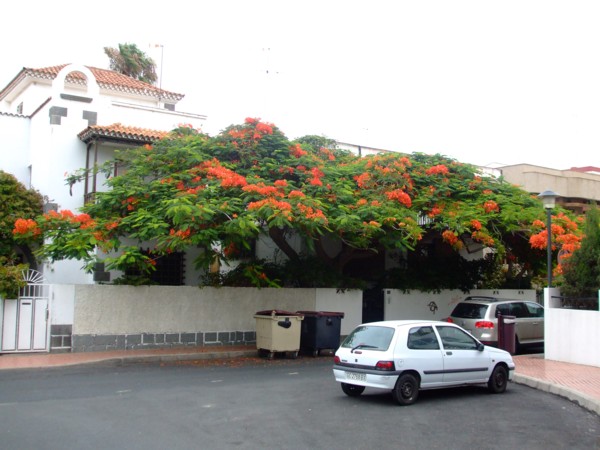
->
[538,190,558,209]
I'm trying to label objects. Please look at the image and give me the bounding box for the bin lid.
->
[296,310,345,318]
[255,309,303,317]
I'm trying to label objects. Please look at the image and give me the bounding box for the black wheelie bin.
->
[297,310,344,356]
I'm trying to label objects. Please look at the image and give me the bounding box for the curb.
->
[71,350,260,368]
[513,373,600,416]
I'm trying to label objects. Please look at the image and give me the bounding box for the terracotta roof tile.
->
[1,64,184,102]
[570,166,600,173]
[78,123,170,144]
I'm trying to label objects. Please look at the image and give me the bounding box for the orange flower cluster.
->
[532,219,545,228]
[529,231,548,250]
[229,118,274,143]
[363,220,381,228]
[247,198,292,211]
[354,173,371,189]
[41,210,97,229]
[200,159,248,188]
[442,230,459,246]
[428,205,442,218]
[472,231,495,246]
[243,183,283,197]
[289,144,307,158]
[470,219,482,231]
[288,190,305,199]
[123,197,138,211]
[529,212,582,256]
[319,147,336,161]
[556,232,582,254]
[169,228,191,239]
[223,242,238,257]
[308,167,324,187]
[297,204,327,222]
[13,218,41,236]
[483,200,499,213]
[255,122,273,135]
[385,189,412,207]
[425,164,449,176]
[44,209,74,220]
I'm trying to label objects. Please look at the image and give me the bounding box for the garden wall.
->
[62,286,362,352]
[383,288,537,321]
[545,287,600,367]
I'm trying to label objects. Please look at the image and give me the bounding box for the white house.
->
[0,63,207,285]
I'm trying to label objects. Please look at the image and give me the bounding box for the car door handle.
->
[446,351,453,356]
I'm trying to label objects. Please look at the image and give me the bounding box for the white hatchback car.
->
[333,320,515,405]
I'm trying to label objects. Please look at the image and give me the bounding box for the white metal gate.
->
[1,270,49,353]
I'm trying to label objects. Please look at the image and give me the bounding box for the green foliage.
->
[0,257,27,298]
[561,205,600,301]
[381,252,498,293]
[104,43,158,84]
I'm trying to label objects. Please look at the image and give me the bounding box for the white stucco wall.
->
[50,284,75,325]
[68,285,362,337]
[314,288,362,335]
[383,289,538,322]
[544,288,600,367]
[73,286,313,334]
[0,114,31,184]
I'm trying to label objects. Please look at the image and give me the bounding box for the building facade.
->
[499,164,600,214]
[0,64,206,284]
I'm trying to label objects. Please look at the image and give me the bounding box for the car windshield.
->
[341,325,395,351]
[451,303,489,319]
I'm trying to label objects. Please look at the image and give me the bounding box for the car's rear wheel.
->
[341,382,365,397]
[488,364,508,393]
[392,373,419,405]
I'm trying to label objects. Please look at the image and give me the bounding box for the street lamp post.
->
[538,190,559,287]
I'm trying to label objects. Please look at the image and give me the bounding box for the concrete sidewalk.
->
[0,347,598,416]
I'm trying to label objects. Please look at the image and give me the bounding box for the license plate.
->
[346,371,366,382]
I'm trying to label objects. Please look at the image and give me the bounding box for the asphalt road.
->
[0,356,598,450]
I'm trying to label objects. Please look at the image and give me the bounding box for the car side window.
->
[407,326,440,350]
[524,302,544,318]
[495,304,510,317]
[510,302,528,318]
[435,326,479,350]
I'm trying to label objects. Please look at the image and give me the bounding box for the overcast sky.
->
[2,1,599,170]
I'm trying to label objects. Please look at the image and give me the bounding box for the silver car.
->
[333,320,515,405]
[446,296,544,351]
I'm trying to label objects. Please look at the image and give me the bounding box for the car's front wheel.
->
[488,364,508,393]
[392,373,419,405]
[341,382,365,397]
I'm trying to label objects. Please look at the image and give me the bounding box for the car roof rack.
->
[464,296,498,302]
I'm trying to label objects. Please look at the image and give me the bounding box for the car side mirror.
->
[477,343,485,351]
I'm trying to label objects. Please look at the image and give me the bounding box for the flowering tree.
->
[13,119,583,289]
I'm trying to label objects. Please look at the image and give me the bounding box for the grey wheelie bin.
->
[297,311,344,356]
[254,310,304,359]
